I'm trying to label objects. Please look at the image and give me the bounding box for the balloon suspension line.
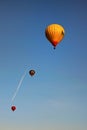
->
[11,69,27,104]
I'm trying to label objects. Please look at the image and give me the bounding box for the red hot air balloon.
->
[11,106,16,111]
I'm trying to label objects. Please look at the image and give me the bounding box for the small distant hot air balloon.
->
[29,70,35,76]
[45,24,65,49]
[11,106,16,111]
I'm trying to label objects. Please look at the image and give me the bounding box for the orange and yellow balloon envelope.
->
[45,24,65,49]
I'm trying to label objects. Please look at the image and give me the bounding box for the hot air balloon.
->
[11,106,16,111]
[29,70,35,76]
[45,24,65,49]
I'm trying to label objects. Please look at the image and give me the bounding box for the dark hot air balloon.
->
[29,70,35,76]
[11,106,16,111]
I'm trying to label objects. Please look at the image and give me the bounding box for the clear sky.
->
[0,0,87,130]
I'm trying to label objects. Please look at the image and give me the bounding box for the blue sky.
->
[0,0,87,130]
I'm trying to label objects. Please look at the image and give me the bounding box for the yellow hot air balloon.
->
[45,24,65,49]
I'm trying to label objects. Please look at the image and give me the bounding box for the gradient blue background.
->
[0,0,87,130]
